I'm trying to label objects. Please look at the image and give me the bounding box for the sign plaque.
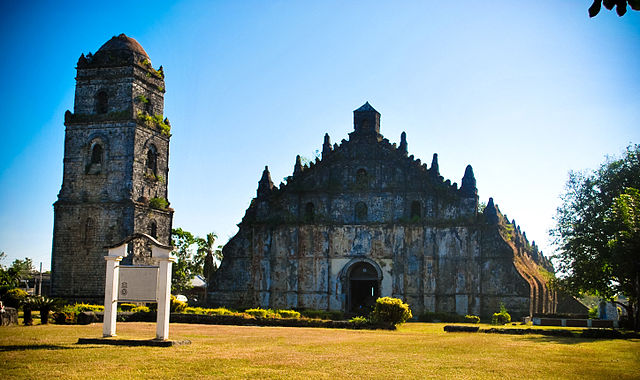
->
[118,266,159,302]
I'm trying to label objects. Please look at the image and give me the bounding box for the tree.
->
[589,0,640,17]
[551,145,640,329]
[171,228,198,294]
[0,256,34,290]
[171,228,223,294]
[198,233,223,288]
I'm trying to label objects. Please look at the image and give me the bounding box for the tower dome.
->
[96,33,149,58]
[79,34,150,68]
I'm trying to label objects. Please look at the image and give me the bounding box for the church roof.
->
[96,34,149,58]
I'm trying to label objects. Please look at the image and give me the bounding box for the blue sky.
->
[0,1,638,270]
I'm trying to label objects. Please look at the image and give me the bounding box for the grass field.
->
[1,322,639,379]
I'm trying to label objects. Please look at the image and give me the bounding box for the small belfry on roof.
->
[352,101,382,137]
[354,101,379,113]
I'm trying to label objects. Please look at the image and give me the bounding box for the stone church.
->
[51,34,173,302]
[210,103,556,318]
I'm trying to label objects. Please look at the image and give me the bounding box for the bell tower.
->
[51,34,173,302]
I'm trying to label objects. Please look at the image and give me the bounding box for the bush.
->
[245,308,268,318]
[491,303,511,325]
[277,310,301,319]
[119,303,137,312]
[149,197,169,210]
[170,295,187,313]
[207,307,235,316]
[131,306,151,313]
[2,288,28,308]
[301,309,344,320]
[74,303,104,312]
[349,316,368,325]
[464,315,481,324]
[369,297,412,326]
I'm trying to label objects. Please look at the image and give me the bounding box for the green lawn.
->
[1,322,638,379]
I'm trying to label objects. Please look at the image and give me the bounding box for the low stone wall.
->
[532,317,617,328]
[1,307,18,326]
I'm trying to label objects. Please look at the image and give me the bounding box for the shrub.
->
[184,307,202,314]
[491,303,511,325]
[278,310,301,319]
[119,303,136,312]
[31,296,57,324]
[464,315,481,324]
[245,308,268,318]
[74,303,103,312]
[207,307,235,316]
[149,197,169,210]
[349,316,368,325]
[131,306,151,313]
[2,288,28,308]
[369,297,412,326]
[301,309,344,320]
[170,295,187,313]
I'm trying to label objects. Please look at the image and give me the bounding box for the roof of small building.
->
[97,33,149,58]
[354,102,378,113]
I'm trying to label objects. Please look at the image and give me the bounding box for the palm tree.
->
[199,233,223,290]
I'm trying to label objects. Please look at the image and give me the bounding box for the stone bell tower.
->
[51,34,173,302]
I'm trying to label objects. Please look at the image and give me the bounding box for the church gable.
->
[246,103,478,227]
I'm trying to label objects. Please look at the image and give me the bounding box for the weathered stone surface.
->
[51,34,173,303]
[1,307,19,326]
[76,311,98,325]
[210,104,555,319]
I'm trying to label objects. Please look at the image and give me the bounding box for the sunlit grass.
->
[1,322,638,379]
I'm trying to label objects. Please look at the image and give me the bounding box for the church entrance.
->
[348,261,379,315]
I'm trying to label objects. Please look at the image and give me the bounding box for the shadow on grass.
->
[483,329,639,344]
[0,344,84,352]
[518,335,599,345]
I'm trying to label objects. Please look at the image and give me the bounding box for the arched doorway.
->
[348,261,380,315]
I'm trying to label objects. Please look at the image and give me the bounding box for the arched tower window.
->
[146,145,158,175]
[148,220,157,238]
[355,201,367,223]
[304,202,315,222]
[96,90,108,114]
[410,201,421,220]
[90,143,103,165]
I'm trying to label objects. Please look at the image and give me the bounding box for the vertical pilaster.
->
[103,245,125,337]
[153,245,174,340]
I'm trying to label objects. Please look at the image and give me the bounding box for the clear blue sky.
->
[0,1,638,270]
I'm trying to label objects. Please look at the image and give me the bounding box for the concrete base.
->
[77,338,191,347]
